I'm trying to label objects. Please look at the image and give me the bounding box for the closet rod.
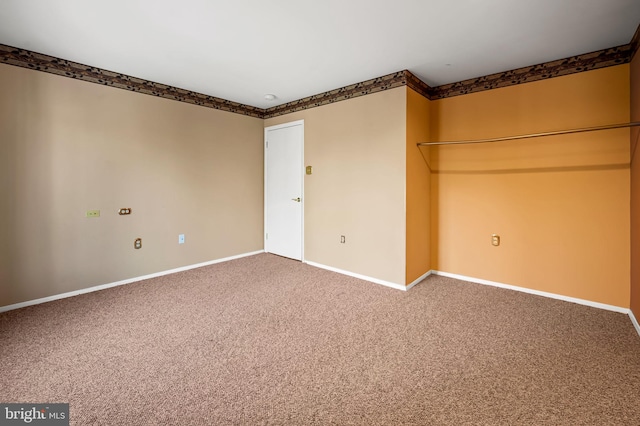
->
[417,122,640,147]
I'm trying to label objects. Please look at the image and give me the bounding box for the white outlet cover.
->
[179,234,185,244]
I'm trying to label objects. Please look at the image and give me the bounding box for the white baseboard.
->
[432,270,629,314]
[407,270,433,290]
[0,250,264,313]
[304,261,407,291]
[630,310,640,337]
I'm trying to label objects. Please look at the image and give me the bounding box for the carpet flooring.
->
[1,253,640,425]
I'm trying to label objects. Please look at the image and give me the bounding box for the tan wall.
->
[265,88,407,285]
[0,63,264,308]
[631,54,640,316]
[406,88,431,284]
[429,65,630,307]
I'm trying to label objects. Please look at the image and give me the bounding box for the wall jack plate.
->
[134,238,142,249]
[119,208,132,215]
[491,234,500,246]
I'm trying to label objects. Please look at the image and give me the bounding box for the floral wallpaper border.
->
[2,23,639,119]
[429,45,632,100]
[0,44,263,118]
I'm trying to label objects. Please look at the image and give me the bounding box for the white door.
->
[265,121,304,260]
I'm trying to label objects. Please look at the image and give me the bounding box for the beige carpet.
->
[1,253,639,425]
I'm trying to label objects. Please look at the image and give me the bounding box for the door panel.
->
[265,122,303,260]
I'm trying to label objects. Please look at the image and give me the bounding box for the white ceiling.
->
[1,0,639,109]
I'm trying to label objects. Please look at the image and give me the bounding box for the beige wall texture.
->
[265,88,407,285]
[429,65,631,308]
[631,53,640,317]
[0,63,264,307]
[406,88,431,284]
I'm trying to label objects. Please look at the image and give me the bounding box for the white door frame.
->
[264,119,305,261]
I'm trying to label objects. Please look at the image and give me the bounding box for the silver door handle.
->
[292,197,301,202]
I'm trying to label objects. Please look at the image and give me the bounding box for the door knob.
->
[292,197,301,202]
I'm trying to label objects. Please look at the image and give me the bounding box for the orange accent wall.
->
[631,53,640,317]
[429,65,631,307]
[406,88,431,284]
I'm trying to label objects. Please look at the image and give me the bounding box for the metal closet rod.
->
[417,122,640,147]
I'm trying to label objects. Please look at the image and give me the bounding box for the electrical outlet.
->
[134,238,142,249]
[86,210,100,218]
[340,235,346,244]
[118,208,132,215]
[492,234,500,246]
[179,234,185,244]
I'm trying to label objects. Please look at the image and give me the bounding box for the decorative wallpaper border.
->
[403,71,433,101]
[430,44,632,100]
[0,44,263,118]
[263,72,407,119]
[264,70,434,118]
[2,22,640,119]
[631,23,640,60]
